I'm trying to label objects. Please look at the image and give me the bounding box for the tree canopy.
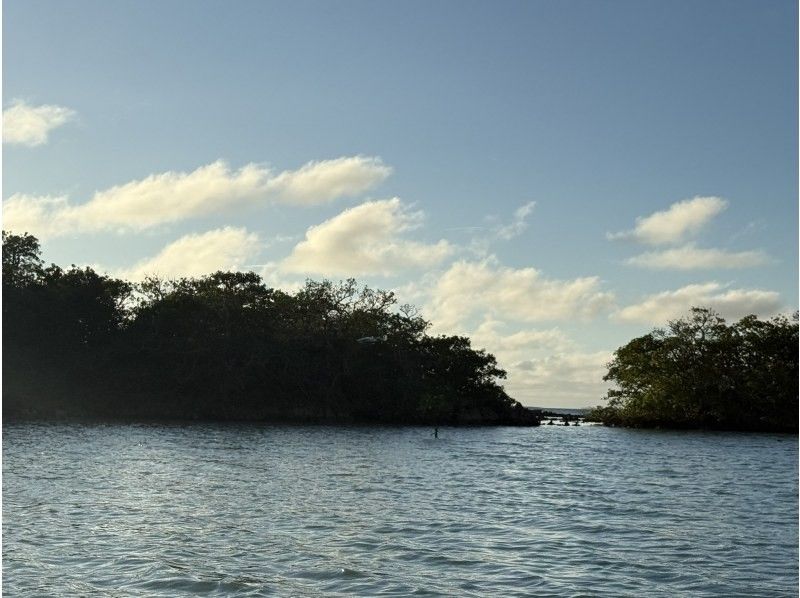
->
[2,232,538,425]
[590,307,798,432]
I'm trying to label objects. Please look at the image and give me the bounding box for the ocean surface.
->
[3,423,798,597]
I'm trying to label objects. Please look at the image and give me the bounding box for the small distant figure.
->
[434,426,439,438]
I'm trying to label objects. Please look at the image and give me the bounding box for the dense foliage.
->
[2,232,537,425]
[589,308,798,432]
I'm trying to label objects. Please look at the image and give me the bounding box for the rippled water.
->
[3,423,798,596]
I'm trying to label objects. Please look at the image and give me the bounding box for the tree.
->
[592,307,798,431]
[2,231,44,287]
[2,232,539,425]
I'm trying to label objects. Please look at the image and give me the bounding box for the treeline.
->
[2,232,537,425]
[589,308,798,432]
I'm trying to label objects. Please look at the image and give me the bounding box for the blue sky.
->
[3,0,797,406]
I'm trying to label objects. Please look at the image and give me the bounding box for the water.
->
[3,423,797,597]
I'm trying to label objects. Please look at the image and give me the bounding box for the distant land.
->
[3,232,538,427]
[587,308,797,433]
[4,232,795,432]
[530,407,590,417]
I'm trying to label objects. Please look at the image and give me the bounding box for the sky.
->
[3,0,797,407]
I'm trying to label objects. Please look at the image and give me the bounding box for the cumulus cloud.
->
[264,156,391,205]
[256,262,306,294]
[608,196,728,245]
[512,351,612,384]
[424,258,615,332]
[626,243,770,270]
[505,350,613,407]
[466,318,611,407]
[3,162,266,237]
[615,282,783,325]
[3,156,390,238]
[116,227,261,281]
[3,100,75,146]
[281,198,454,276]
[3,194,71,236]
[470,318,573,363]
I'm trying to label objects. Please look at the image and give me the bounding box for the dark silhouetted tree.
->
[3,232,538,425]
[592,307,798,431]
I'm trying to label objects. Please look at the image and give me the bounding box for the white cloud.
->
[615,282,783,325]
[470,318,573,363]
[608,196,728,245]
[3,156,390,238]
[264,156,391,205]
[117,227,261,281]
[3,194,71,236]
[3,100,75,146]
[506,350,613,407]
[257,262,306,294]
[626,243,770,270]
[466,318,611,407]
[281,198,454,276]
[3,161,266,237]
[424,258,615,332]
[495,201,536,240]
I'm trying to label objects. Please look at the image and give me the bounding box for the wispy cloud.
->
[608,196,728,245]
[614,282,783,324]
[495,201,536,240]
[728,219,767,243]
[466,201,537,257]
[626,243,770,270]
[281,198,453,277]
[3,156,391,238]
[115,227,261,281]
[3,100,75,146]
